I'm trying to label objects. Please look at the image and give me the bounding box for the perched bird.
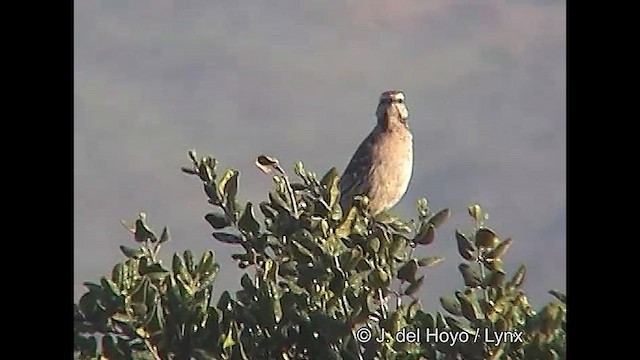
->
[338,90,413,216]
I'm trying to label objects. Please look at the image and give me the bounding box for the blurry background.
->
[74,0,566,311]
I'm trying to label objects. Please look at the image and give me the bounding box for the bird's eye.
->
[396,99,404,104]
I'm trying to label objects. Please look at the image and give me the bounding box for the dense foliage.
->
[74,150,566,360]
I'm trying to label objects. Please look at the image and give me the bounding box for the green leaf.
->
[542,348,560,360]
[347,272,367,291]
[540,303,564,336]
[259,202,279,220]
[212,232,243,244]
[376,212,398,224]
[75,334,98,358]
[172,254,191,284]
[83,282,103,294]
[197,264,219,290]
[320,166,339,187]
[292,240,314,258]
[192,349,217,360]
[132,302,148,317]
[389,235,408,261]
[218,169,236,198]
[129,277,148,302]
[414,223,435,245]
[368,237,381,254]
[197,250,215,275]
[183,250,195,272]
[475,227,500,248]
[240,274,254,292]
[398,260,419,283]
[468,204,483,221]
[217,290,233,311]
[294,161,306,179]
[485,237,512,260]
[290,182,307,191]
[322,234,347,256]
[321,167,340,208]
[268,191,291,212]
[329,268,347,295]
[123,259,138,284]
[102,335,124,360]
[134,214,157,243]
[279,260,298,279]
[111,312,134,324]
[341,245,363,272]
[416,198,429,218]
[388,218,413,234]
[445,316,478,336]
[176,272,194,300]
[111,263,125,289]
[484,258,504,272]
[139,262,169,279]
[549,290,566,304]
[458,264,482,288]
[78,292,99,320]
[146,299,165,334]
[263,259,279,283]
[238,202,260,235]
[508,264,527,288]
[188,149,198,164]
[119,245,144,259]
[101,276,121,297]
[223,170,240,213]
[368,267,390,289]
[485,269,507,288]
[159,226,170,244]
[309,312,351,341]
[427,208,450,228]
[205,212,231,229]
[407,299,421,320]
[456,291,483,321]
[418,256,444,267]
[455,230,477,261]
[181,166,198,175]
[440,295,462,316]
[74,303,83,321]
[270,295,283,325]
[336,207,358,239]
[222,325,237,350]
[404,275,425,296]
[204,184,220,202]
[255,155,281,173]
[198,161,213,183]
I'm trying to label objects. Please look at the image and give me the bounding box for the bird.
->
[338,90,413,216]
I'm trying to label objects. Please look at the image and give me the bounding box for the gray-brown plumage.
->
[339,90,413,216]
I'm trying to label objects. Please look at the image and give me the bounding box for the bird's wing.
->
[338,131,377,205]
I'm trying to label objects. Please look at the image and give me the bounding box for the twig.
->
[478,257,489,302]
[474,218,490,304]
[275,165,299,219]
[333,256,363,360]
[474,216,492,355]
[378,289,388,320]
[143,338,163,360]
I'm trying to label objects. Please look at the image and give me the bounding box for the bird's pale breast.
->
[366,128,413,213]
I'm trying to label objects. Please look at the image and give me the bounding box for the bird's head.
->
[376,90,409,130]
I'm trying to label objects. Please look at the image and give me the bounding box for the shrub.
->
[74,150,566,360]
